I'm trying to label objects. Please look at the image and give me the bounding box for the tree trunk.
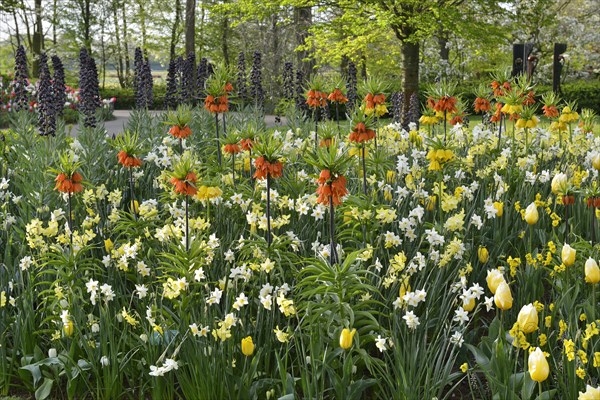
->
[122,2,131,83]
[169,0,181,61]
[294,6,314,78]
[402,41,420,121]
[12,8,21,48]
[112,0,125,87]
[185,0,196,56]
[270,14,279,76]
[222,16,230,65]
[439,36,449,62]
[138,0,147,53]
[81,0,92,53]
[52,0,57,46]
[32,0,43,77]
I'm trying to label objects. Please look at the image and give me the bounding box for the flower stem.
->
[314,109,319,152]
[215,113,222,167]
[329,191,337,265]
[266,174,272,247]
[232,154,235,186]
[129,167,137,221]
[222,112,227,134]
[185,194,189,252]
[67,191,73,245]
[335,103,340,137]
[362,143,367,196]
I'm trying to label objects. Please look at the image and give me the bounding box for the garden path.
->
[72,110,287,137]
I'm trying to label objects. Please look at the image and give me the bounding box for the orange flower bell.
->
[55,172,84,194]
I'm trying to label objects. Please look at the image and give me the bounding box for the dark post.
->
[553,43,567,94]
[511,44,525,77]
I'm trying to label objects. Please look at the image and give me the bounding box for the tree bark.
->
[112,0,125,87]
[138,0,147,53]
[122,2,131,82]
[79,0,92,53]
[31,0,43,77]
[222,16,230,65]
[294,6,314,78]
[185,0,196,56]
[170,0,182,61]
[402,41,420,121]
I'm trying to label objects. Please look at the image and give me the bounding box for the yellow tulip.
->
[584,258,600,284]
[493,202,504,217]
[551,173,568,195]
[528,347,550,382]
[241,336,255,356]
[339,328,357,350]
[63,320,74,337]
[578,385,600,400]
[478,246,489,264]
[486,269,505,294]
[524,202,539,225]
[561,244,576,267]
[494,281,513,310]
[104,238,114,253]
[517,303,538,333]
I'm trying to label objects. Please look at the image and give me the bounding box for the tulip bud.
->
[561,244,576,267]
[494,281,513,310]
[486,269,505,294]
[524,202,539,225]
[551,173,568,195]
[241,336,255,356]
[339,328,357,350]
[63,320,74,337]
[517,303,538,333]
[462,297,476,312]
[592,154,600,171]
[584,258,600,284]
[528,347,550,382]
[478,246,489,264]
[104,238,114,253]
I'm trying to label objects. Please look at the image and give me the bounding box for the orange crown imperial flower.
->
[474,97,491,113]
[117,150,142,168]
[328,88,348,103]
[433,95,458,113]
[170,172,198,196]
[253,156,283,180]
[204,95,229,114]
[349,122,376,143]
[224,143,242,155]
[306,90,328,108]
[542,104,559,118]
[55,172,83,194]
[169,125,192,139]
[316,169,348,206]
[240,138,254,152]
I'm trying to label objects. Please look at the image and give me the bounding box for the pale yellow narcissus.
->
[528,347,550,382]
[104,238,114,253]
[339,328,357,350]
[517,303,539,333]
[462,297,476,312]
[524,202,539,225]
[561,244,576,267]
[241,336,255,356]
[494,281,513,310]
[478,246,489,264]
[584,258,600,284]
[486,269,505,294]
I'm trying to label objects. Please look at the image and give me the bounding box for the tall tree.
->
[185,0,196,56]
[31,0,42,77]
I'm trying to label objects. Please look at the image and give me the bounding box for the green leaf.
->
[35,377,53,400]
[522,373,536,400]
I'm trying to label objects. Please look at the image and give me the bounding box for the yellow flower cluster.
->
[196,186,223,201]
[426,148,454,171]
[558,107,579,123]
[515,116,539,129]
